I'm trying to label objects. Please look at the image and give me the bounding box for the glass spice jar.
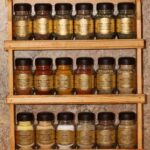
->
[95,3,115,39]
[54,3,73,40]
[16,112,35,149]
[13,3,32,40]
[96,112,116,149]
[117,57,136,94]
[76,112,95,149]
[33,3,53,40]
[75,57,95,94]
[96,57,116,94]
[55,57,73,95]
[36,112,55,149]
[34,58,54,95]
[56,112,75,149]
[116,3,136,39]
[75,3,94,40]
[14,58,33,95]
[118,112,137,149]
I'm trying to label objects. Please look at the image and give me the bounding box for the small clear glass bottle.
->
[96,112,116,149]
[56,112,75,149]
[75,3,94,40]
[95,3,115,39]
[13,3,32,40]
[96,57,116,94]
[33,3,53,40]
[118,112,137,149]
[54,3,73,40]
[77,112,95,149]
[116,3,136,39]
[117,57,136,94]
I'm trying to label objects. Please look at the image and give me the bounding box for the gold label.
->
[54,19,73,35]
[34,75,53,91]
[75,74,94,90]
[95,18,115,34]
[75,18,94,35]
[117,17,136,34]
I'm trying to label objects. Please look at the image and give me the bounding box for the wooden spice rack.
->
[4,0,145,150]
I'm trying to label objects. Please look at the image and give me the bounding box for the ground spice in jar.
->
[14,58,33,95]
[13,3,32,40]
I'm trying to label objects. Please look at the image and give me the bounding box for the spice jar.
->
[56,112,75,149]
[36,112,55,149]
[75,3,94,39]
[96,57,116,94]
[13,3,32,40]
[95,3,115,39]
[77,112,95,149]
[54,3,73,40]
[75,57,95,94]
[16,112,35,149]
[116,3,136,39]
[118,112,137,149]
[117,57,136,94]
[34,58,53,95]
[55,57,73,95]
[33,3,53,40]
[96,112,116,149]
[14,58,33,95]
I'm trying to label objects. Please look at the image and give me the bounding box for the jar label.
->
[54,19,73,36]
[75,74,94,90]
[117,17,136,34]
[57,130,75,145]
[95,18,115,34]
[75,18,94,35]
[34,75,53,91]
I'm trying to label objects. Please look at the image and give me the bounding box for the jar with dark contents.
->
[96,112,116,149]
[14,58,33,95]
[34,58,54,95]
[96,57,116,94]
[13,3,32,40]
[54,3,73,40]
[33,4,53,40]
[55,57,73,95]
[95,3,115,39]
[75,57,95,94]
[75,3,94,39]
[116,3,136,39]
[117,57,136,94]
[118,112,137,149]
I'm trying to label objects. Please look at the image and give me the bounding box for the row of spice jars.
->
[14,57,136,95]
[16,111,137,149]
[13,2,136,40]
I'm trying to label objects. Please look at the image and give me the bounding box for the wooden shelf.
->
[4,39,144,50]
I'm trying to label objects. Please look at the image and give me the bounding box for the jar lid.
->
[97,3,114,10]
[35,3,52,11]
[57,112,75,121]
[98,112,115,121]
[77,57,94,65]
[15,58,33,66]
[17,112,34,122]
[35,58,52,66]
[118,57,136,65]
[56,57,73,65]
[118,3,135,10]
[14,3,32,11]
[78,112,95,121]
[98,57,115,65]
[55,3,72,11]
[76,3,93,11]
[37,112,54,121]
[119,112,136,120]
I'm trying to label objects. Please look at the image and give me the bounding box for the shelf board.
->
[6,94,145,105]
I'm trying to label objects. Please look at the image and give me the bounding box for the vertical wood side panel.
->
[8,0,13,40]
